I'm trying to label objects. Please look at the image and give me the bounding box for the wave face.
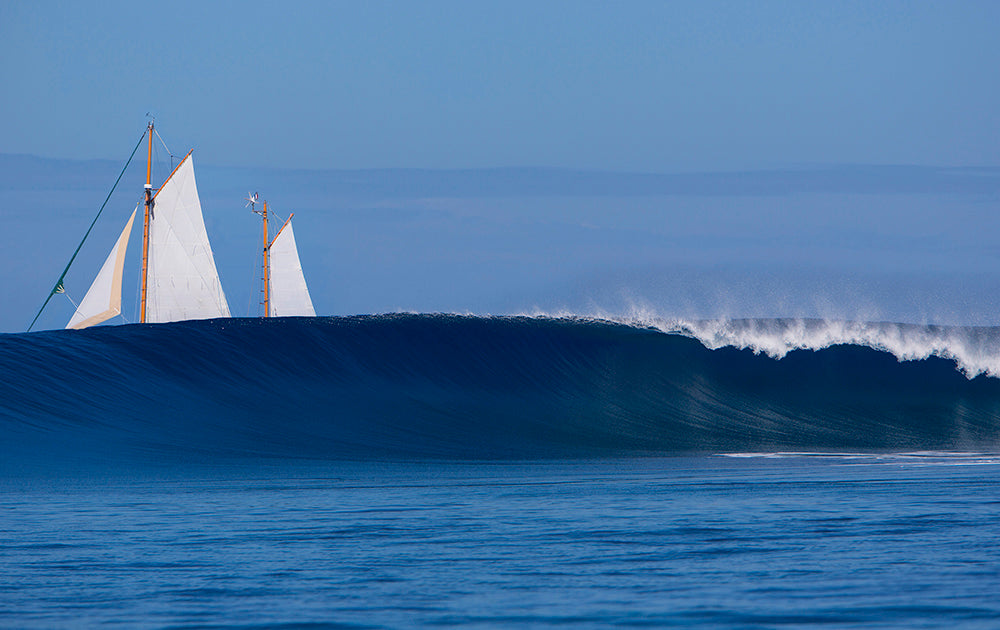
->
[2,315,1000,464]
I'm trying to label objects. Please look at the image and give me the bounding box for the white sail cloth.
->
[268,220,315,317]
[67,209,137,329]
[146,155,230,323]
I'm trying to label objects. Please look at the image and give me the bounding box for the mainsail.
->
[66,209,136,329]
[268,219,315,317]
[36,123,232,332]
[145,154,231,323]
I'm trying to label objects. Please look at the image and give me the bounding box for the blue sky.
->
[2,1,998,170]
[2,1,1000,332]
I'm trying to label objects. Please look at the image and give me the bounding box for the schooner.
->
[30,121,231,330]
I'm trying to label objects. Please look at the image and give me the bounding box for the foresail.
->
[269,220,315,317]
[67,209,136,330]
[146,155,231,323]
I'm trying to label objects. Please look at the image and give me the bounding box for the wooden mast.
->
[250,194,270,317]
[262,200,270,317]
[139,121,153,323]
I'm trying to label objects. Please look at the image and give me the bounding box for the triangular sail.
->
[146,154,230,323]
[268,219,315,317]
[67,209,136,330]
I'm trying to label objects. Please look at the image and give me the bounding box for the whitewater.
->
[630,314,1000,378]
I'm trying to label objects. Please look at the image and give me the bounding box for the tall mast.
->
[249,193,270,317]
[139,120,153,323]
[262,200,270,317]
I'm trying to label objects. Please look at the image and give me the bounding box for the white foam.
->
[515,304,1000,379]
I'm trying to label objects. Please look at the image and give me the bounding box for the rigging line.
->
[153,128,174,160]
[27,129,147,332]
[63,291,80,312]
[152,136,168,182]
[153,127,178,172]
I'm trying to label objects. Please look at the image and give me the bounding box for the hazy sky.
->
[2,1,998,171]
[4,1,1000,333]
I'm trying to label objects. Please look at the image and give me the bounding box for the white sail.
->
[67,209,136,330]
[146,154,231,323]
[268,219,315,317]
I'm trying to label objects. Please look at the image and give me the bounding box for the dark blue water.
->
[2,315,1000,466]
[3,316,1000,627]
[2,456,1000,628]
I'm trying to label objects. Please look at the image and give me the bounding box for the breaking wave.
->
[2,314,999,465]
[659,317,1000,379]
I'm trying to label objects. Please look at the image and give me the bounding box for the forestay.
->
[146,155,231,323]
[67,209,136,329]
[268,220,315,317]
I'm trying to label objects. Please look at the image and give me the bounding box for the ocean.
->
[2,315,1000,627]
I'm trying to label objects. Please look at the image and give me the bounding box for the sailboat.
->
[32,121,230,330]
[248,194,315,317]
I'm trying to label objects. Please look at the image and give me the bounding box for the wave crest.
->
[524,306,1000,379]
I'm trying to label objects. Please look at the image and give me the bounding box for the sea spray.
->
[527,303,1000,378]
